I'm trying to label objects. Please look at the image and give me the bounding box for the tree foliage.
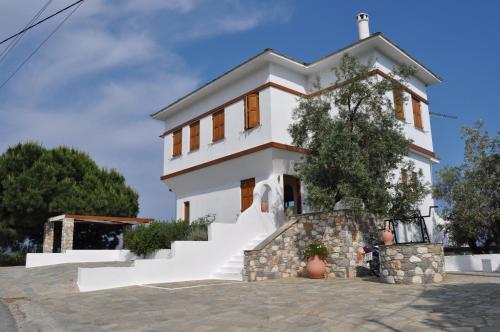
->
[289,54,428,217]
[0,142,139,248]
[433,122,499,252]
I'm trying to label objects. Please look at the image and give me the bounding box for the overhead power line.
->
[0,0,85,90]
[0,0,84,47]
[0,0,53,64]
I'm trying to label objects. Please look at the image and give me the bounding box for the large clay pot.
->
[306,255,326,279]
[382,229,394,245]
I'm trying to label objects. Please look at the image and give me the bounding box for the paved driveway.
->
[1,264,500,331]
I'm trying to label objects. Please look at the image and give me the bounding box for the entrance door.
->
[283,175,302,215]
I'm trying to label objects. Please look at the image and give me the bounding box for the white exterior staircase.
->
[212,234,267,281]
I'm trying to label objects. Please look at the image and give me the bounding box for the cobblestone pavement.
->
[1,264,500,331]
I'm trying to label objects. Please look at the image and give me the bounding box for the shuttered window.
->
[393,89,405,120]
[240,178,255,212]
[245,92,260,129]
[189,121,200,151]
[212,110,224,142]
[401,169,408,185]
[412,96,423,129]
[172,129,182,157]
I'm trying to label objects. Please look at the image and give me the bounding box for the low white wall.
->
[77,180,276,292]
[445,254,500,273]
[26,249,171,268]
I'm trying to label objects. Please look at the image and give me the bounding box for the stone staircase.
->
[212,234,267,281]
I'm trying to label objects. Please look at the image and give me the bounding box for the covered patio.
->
[42,214,154,253]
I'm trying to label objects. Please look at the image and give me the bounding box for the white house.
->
[152,13,442,240]
[76,13,445,291]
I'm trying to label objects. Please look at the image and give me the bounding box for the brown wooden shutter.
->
[189,121,200,151]
[393,89,405,120]
[245,93,260,129]
[401,169,408,185]
[412,96,423,129]
[172,129,182,157]
[212,110,224,142]
[240,178,255,212]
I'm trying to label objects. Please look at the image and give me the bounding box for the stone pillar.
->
[42,221,55,253]
[60,218,75,253]
[379,243,446,284]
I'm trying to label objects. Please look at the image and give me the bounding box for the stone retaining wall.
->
[244,211,381,281]
[379,243,445,284]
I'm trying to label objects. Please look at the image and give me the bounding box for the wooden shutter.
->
[189,121,200,151]
[245,93,260,129]
[401,169,408,185]
[172,129,182,157]
[393,89,405,120]
[412,96,423,129]
[212,110,224,142]
[240,178,255,212]
[411,171,418,191]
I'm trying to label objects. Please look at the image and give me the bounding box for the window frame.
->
[244,92,260,130]
[212,109,225,142]
[189,121,200,151]
[172,129,182,157]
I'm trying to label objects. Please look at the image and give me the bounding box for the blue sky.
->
[0,0,498,220]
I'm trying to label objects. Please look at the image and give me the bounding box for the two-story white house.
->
[152,13,441,238]
[76,14,445,291]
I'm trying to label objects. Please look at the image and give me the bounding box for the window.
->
[412,96,423,129]
[172,129,182,157]
[183,201,190,224]
[189,121,200,151]
[401,169,408,185]
[393,89,405,120]
[212,110,225,142]
[240,178,255,212]
[244,92,260,129]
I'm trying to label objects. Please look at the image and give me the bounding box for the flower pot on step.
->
[382,229,394,245]
[306,255,326,279]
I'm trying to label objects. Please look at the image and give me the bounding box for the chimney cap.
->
[356,13,369,21]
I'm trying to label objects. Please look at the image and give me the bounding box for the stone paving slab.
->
[0,265,499,331]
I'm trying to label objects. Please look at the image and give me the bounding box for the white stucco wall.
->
[25,249,171,268]
[445,254,500,273]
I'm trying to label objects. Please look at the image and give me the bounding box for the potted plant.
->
[303,241,329,279]
[381,228,394,245]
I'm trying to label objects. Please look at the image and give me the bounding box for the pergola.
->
[42,214,154,253]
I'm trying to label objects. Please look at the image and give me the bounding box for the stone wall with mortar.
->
[379,243,445,284]
[61,218,75,253]
[42,221,55,253]
[243,211,381,281]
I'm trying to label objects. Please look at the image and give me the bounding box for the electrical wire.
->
[0,0,84,47]
[0,0,53,64]
[0,0,85,91]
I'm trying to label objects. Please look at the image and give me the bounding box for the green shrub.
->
[124,220,189,256]
[0,251,26,266]
[303,241,329,259]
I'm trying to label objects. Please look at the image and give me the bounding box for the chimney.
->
[355,13,370,40]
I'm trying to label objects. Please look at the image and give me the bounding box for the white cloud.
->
[0,0,294,219]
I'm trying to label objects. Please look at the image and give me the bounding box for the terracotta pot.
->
[306,255,326,279]
[382,229,394,245]
[261,202,269,213]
